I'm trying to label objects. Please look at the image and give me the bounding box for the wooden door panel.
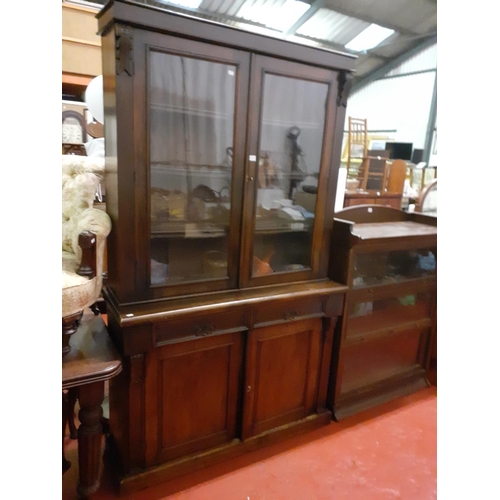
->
[244,318,322,437]
[145,331,243,464]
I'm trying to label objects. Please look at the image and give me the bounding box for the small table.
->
[62,311,122,498]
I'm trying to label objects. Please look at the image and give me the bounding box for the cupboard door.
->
[243,318,323,438]
[145,331,244,465]
[241,56,339,287]
[133,31,250,299]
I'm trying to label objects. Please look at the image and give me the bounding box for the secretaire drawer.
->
[253,297,324,327]
[154,309,246,344]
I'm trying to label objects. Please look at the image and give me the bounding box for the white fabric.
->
[61,155,111,318]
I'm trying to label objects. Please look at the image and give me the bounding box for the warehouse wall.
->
[345,43,437,150]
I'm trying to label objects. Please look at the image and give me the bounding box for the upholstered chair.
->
[62,154,111,355]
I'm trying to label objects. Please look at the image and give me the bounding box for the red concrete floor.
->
[63,386,437,500]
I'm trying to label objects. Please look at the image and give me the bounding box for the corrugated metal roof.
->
[72,0,437,82]
[323,0,437,34]
[386,43,437,76]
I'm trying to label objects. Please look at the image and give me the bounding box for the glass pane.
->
[347,291,432,337]
[148,51,236,285]
[341,328,422,394]
[252,74,329,277]
[352,248,437,288]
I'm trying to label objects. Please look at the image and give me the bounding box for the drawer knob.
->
[194,324,214,337]
[284,311,298,321]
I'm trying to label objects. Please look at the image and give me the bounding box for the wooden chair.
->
[346,117,367,185]
[415,178,437,215]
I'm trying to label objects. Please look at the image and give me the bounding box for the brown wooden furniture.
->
[343,191,402,209]
[387,158,407,195]
[346,117,367,182]
[328,206,437,420]
[97,0,354,494]
[62,311,122,498]
[415,178,437,216]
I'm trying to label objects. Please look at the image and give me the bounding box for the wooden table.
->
[62,311,122,498]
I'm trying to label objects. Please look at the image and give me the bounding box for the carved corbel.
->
[337,71,354,108]
[116,25,134,76]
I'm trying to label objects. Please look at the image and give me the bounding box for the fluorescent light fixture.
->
[237,0,310,33]
[345,24,394,52]
[163,0,203,9]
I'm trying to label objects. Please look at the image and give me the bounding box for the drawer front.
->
[154,309,246,344]
[252,297,324,327]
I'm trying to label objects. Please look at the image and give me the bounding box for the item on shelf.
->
[351,301,373,317]
[301,185,318,194]
[293,191,317,213]
[286,126,307,198]
[202,250,227,278]
[257,151,279,188]
[257,188,285,210]
[278,207,305,221]
[151,188,187,221]
[284,264,306,271]
[253,252,274,276]
[151,259,168,284]
[188,184,230,223]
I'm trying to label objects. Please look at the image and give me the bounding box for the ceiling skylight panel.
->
[236,0,311,33]
[345,23,395,52]
[161,0,203,9]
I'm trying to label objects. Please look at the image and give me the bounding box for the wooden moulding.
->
[332,367,429,421]
[108,411,332,495]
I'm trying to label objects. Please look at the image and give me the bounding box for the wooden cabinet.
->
[98,0,353,492]
[327,206,437,420]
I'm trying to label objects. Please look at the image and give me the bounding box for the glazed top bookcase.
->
[97,0,356,307]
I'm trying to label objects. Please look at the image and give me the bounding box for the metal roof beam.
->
[423,71,437,166]
[351,34,437,95]
[284,0,325,36]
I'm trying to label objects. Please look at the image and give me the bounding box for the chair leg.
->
[90,302,100,315]
[62,311,83,356]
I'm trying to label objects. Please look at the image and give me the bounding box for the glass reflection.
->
[148,52,236,285]
[252,74,329,277]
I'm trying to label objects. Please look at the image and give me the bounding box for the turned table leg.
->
[68,387,79,439]
[76,381,104,499]
[62,392,71,474]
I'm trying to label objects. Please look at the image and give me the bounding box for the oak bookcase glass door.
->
[148,51,237,286]
[251,73,329,278]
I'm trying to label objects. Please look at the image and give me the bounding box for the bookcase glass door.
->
[148,51,237,286]
[251,73,329,278]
